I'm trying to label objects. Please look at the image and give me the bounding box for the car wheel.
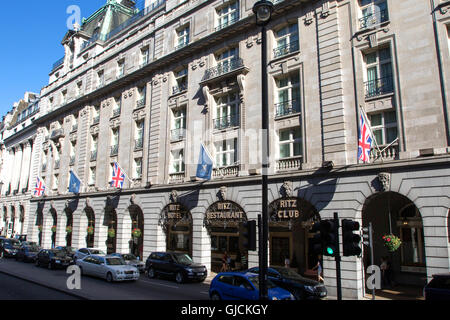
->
[106,272,114,283]
[175,272,185,284]
[211,292,221,301]
[147,267,156,279]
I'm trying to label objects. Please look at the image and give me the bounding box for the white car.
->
[76,255,140,282]
[73,248,105,262]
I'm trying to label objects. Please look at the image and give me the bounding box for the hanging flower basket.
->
[66,226,73,234]
[51,226,57,233]
[382,234,402,252]
[87,226,94,235]
[38,225,43,232]
[108,228,116,238]
[132,228,142,238]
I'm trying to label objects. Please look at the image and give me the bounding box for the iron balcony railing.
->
[215,15,239,32]
[134,138,144,150]
[174,41,189,51]
[364,76,394,99]
[92,115,100,125]
[204,58,244,81]
[110,145,119,156]
[359,9,389,29]
[171,128,186,142]
[273,41,299,58]
[50,129,64,140]
[135,98,145,110]
[172,83,187,95]
[275,100,301,118]
[90,150,97,161]
[112,108,121,118]
[214,114,240,130]
[51,57,64,72]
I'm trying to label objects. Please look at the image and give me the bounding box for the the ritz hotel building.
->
[2,0,449,299]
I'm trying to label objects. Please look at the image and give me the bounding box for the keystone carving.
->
[377,172,391,192]
[280,181,293,198]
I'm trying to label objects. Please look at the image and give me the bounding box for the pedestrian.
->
[313,255,324,283]
[220,251,229,272]
[381,256,392,288]
[284,255,290,268]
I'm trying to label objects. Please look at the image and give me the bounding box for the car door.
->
[81,256,94,275]
[96,257,107,278]
[159,254,173,275]
[232,276,258,300]
[216,275,235,300]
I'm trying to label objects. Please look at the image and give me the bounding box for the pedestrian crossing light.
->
[240,220,256,251]
[342,219,362,257]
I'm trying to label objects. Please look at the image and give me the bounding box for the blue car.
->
[209,271,295,300]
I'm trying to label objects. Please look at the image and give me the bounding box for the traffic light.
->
[342,219,362,256]
[321,219,339,257]
[240,220,256,251]
[309,220,338,257]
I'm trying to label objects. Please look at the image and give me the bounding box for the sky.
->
[0,1,105,117]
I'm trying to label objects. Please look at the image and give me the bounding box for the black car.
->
[15,245,41,262]
[0,239,21,258]
[146,252,208,283]
[424,273,450,300]
[35,249,73,269]
[247,266,327,300]
[55,246,77,259]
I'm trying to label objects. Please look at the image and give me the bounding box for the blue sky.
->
[0,1,105,117]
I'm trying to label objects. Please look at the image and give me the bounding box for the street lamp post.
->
[253,0,274,301]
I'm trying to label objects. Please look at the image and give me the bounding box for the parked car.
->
[35,249,73,269]
[76,255,140,282]
[21,241,38,247]
[209,271,295,300]
[15,245,40,262]
[146,252,207,283]
[247,266,327,300]
[13,234,28,243]
[56,246,77,259]
[73,248,105,262]
[0,239,21,258]
[424,273,450,300]
[111,253,145,272]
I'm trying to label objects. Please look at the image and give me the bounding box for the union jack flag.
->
[111,162,126,189]
[34,177,46,197]
[358,114,373,163]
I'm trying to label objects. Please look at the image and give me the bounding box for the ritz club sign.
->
[270,197,301,221]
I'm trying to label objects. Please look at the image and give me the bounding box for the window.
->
[97,71,104,88]
[117,60,125,78]
[111,128,119,155]
[359,0,388,29]
[216,1,239,31]
[173,68,188,94]
[61,91,67,105]
[369,110,398,146]
[279,127,302,159]
[93,106,100,124]
[135,121,144,150]
[141,47,150,67]
[137,86,146,109]
[76,82,83,97]
[216,47,238,71]
[53,174,59,190]
[171,106,186,141]
[170,149,185,173]
[89,167,96,185]
[215,93,240,130]
[275,73,301,117]
[176,26,190,50]
[134,158,142,179]
[274,23,299,58]
[113,97,121,117]
[215,139,237,168]
[364,47,393,98]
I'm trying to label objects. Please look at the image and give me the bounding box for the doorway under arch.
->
[105,207,118,255]
[84,207,95,248]
[129,204,144,260]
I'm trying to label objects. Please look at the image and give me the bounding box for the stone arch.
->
[10,205,16,235]
[35,205,44,246]
[160,202,193,256]
[104,204,118,255]
[49,207,58,248]
[81,205,96,248]
[63,207,74,247]
[128,204,144,259]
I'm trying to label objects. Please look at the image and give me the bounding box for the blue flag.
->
[196,143,213,180]
[68,171,81,194]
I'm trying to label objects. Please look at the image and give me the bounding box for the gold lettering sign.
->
[205,201,246,223]
[270,198,302,221]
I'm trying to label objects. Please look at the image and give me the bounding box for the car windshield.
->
[52,251,67,258]
[90,250,104,255]
[123,254,137,260]
[106,258,126,266]
[272,267,304,281]
[248,276,277,290]
[173,254,193,265]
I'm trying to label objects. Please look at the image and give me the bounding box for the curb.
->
[0,269,90,300]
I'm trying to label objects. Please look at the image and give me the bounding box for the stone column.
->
[19,141,32,192]
[11,146,24,193]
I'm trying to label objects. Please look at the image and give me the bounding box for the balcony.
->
[203,58,247,82]
[112,108,121,118]
[213,165,239,178]
[359,9,389,29]
[215,16,239,32]
[276,156,302,171]
[174,41,189,51]
[134,138,144,150]
[171,128,186,142]
[92,115,100,125]
[364,76,394,99]
[370,143,399,162]
[275,100,301,118]
[273,41,299,59]
[90,150,97,162]
[214,114,240,130]
[135,98,145,110]
[110,145,119,156]
[51,57,64,72]
[172,83,187,95]
[169,172,185,183]
[50,129,64,140]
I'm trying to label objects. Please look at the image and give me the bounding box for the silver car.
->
[111,253,145,272]
[73,248,105,262]
[76,255,140,282]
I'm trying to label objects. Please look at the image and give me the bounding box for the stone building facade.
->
[5,0,449,299]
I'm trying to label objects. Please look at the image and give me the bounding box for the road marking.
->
[140,278,179,289]
[201,291,209,295]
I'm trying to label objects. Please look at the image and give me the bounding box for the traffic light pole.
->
[334,212,342,301]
